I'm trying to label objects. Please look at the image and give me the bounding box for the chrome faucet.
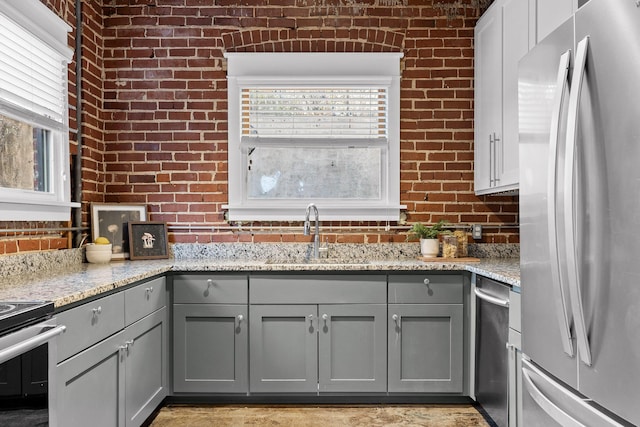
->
[303,203,320,259]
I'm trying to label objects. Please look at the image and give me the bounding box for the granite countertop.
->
[0,251,520,309]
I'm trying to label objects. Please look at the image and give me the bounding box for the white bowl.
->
[85,243,112,263]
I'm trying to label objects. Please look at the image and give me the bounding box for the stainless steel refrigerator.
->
[519,0,640,425]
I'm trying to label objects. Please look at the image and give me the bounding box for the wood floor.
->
[148,404,492,426]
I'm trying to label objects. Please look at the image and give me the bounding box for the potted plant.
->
[408,219,450,257]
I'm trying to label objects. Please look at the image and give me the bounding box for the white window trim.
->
[224,52,405,221]
[0,0,77,221]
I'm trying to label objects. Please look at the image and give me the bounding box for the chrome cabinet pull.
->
[392,313,401,326]
[423,278,430,285]
[489,133,494,185]
[120,340,134,355]
[493,132,500,183]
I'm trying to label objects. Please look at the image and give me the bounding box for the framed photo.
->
[128,222,169,260]
[91,203,147,260]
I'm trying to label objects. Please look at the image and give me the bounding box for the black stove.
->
[0,301,54,335]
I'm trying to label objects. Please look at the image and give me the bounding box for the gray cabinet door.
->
[318,304,387,393]
[125,307,167,427]
[55,330,126,427]
[388,304,464,393]
[173,304,248,393]
[250,305,317,393]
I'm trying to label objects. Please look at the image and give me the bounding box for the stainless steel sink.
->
[264,258,370,265]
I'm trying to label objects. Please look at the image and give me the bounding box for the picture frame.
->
[91,203,147,260]
[128,222,169,260]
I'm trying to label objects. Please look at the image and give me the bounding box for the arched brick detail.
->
[222,28,405,53]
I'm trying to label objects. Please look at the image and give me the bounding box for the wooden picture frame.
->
[128,222,169,260]
[91,203,147,260]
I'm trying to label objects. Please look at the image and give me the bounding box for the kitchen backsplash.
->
[0,243,519,280]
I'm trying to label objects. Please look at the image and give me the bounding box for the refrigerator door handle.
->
[522,358,626,427]
[564,36,592,367]
[522,359,585,427]
[548,50,574,358]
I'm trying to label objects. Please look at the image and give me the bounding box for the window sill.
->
[0,201,80,221]
[223,204,406,222]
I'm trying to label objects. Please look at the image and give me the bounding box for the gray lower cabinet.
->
[172,273,249,393]
[249,304,318,393]
[388,273,465,393]
[249,273,388,394]
[55,329,125,427]
[173,304,248,393]
[318,303,387,393]
[249,303,387,394]
[54,277,168,427]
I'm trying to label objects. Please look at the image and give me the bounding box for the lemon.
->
[95,236,111,245]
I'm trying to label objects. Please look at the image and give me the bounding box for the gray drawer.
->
[56,292,125,362]
[388,273,463,304]
[173,274,248,304]
[250,274,386,304]
[125,276,166,326]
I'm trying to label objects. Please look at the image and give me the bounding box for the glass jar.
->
[454,230,468,257]
[442,235,458,258]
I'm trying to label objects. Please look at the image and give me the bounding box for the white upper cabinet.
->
[536,0,577,43]
[474,0,530,195]
[474,0,578,195]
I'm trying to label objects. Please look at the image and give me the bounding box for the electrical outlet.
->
[472,224,482,240]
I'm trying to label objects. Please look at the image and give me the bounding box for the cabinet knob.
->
[392,314,399,321]
[92,306,102,315]
[423,278,430,285]
[145,286,154,294]
[206,279,214,287]
[322,313,328,321]
[237,314,244,322]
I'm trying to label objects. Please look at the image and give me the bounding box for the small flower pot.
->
[420,238,439,257]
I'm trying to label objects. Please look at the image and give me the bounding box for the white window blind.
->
[242,88,388,139]
[0,0,77,221]
[0,13,68,129]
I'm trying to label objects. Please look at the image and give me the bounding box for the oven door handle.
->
[0,325,66,365]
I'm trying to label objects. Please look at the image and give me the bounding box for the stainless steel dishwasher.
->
[474,276,510,427]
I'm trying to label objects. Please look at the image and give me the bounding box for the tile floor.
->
[147,404,492,427]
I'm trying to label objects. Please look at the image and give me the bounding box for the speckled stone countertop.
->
[0,243,520,309]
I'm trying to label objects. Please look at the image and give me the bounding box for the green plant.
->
[407,219,450,240]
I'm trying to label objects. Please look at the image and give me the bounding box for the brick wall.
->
[0,0,517,255]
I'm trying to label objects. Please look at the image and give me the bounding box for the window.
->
[225,52,404,221]
[0,0,76,221]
